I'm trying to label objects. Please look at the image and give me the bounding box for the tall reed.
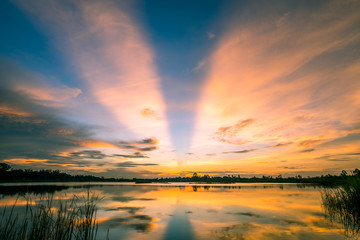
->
[321,179,360,238]
[0,191,104,240]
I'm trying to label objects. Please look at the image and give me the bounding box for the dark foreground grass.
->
[0,191,107,240]
[321,179,360,238]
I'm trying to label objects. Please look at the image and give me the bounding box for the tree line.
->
[1,163,359,185]
[0,163,130,182]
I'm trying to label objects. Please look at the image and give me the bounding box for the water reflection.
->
[162,207,195,240]
[0,183,351,240]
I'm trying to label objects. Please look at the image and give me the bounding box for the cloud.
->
[0,96,91,161]
[69,150,107,159]
[205,153,217,156]
[269,142,293,148]
[117,137,159,152]
[192,60,206,72]
[115,161,158,167]
[317,151,360,162]
[222,149,256,154]
[14,0,170,150]
[112,152,149,159]
[193,0,360,171]
[137,138,159,145]
[213,119,255,145]
[0,74,160,174]
[135,170,163,176]
[179,170,251,175]
[140,108,162,120]
[296,139,324,148]
[346,152,360,156]
[217,138,249,145]
[207,32,216,39]
[137,147,158,152]
[216,119,255,138]
[326,159,350,162]
[14,82,81,104]
[281,166,300,170]
[299,148,315,153]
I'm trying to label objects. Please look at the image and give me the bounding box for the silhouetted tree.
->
[0,163,11,172]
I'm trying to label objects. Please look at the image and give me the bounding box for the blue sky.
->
[1,0,360,178]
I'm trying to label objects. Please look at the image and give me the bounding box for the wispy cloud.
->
[222,149,256,154]
[207,32,216,39]
[117,137,159,152]
[115,161,158,168]
[15,0,171,148]
[193,1,360,174]
[140,108,162,121]
[113,152,149,159]
[269,142,293,148]
[214,119,255,145]
[192,60,206,72]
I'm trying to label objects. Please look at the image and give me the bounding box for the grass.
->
[321,178,360,238]
[0,191,107,240]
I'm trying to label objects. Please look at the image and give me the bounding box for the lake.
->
[0,182,353,240]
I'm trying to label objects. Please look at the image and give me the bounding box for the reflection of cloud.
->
[111,196,155,202]
[280,219,307,227]
[101,214,154,233]
[103,206,144,214]
[226,211,263,218]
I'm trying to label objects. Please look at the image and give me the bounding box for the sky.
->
[0,0,359,178]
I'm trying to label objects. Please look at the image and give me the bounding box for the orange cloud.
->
[14,83,81,103]
[141,108,162,120]
[3,158,48,165]
[192,1,360,171]
[0,105,32,117]
[80,140,119,149]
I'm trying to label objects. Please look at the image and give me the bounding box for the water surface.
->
[0,183,350,239]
